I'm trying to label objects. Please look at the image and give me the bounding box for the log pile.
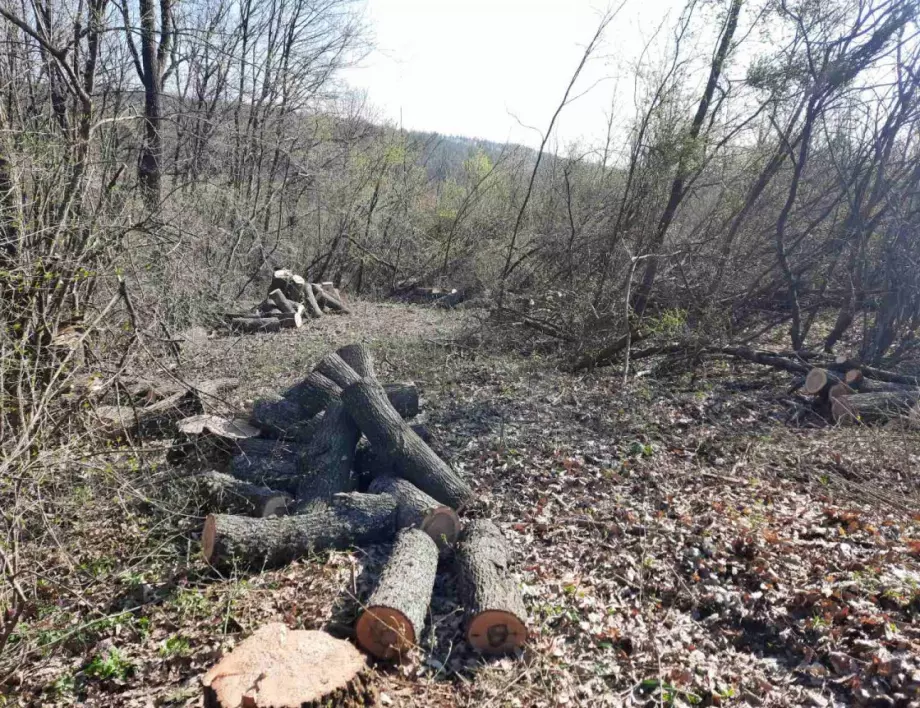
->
[228,269,351,334]
[799,365,920,424]
[177,342,526,692]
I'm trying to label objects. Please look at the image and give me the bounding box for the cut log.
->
[269,269,296,296]
[804,368,844,396]
[355,528,438,661]
[280,304,304,329]
[302,281,323,318]
[457,519,528,655]
[202,623,375,708]
[268,269,308,304]
[342,378,472,508]
[229,452,302,494]
[312,283,350,314]
[368,476,460,547]
[250,395,320,442]
[315,352,362,389]
[844,369,864,387]
[354,426,434,486]
[202,492,398,570]
[295,401,360,509]
[268,288,297,315]
[336,344,375,379]
[828,383,855,401]
[196,471,292,517]
[383,382,420,419]
[831,390,920,424]
[283,371,342,418]
[235,437,305,460]
[230,316,282,334]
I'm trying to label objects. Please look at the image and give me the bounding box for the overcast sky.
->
[342,0,683,150]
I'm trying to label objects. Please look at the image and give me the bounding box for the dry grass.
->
[3,303,920,707]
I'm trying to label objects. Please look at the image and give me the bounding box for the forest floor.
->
[7,301,920,707]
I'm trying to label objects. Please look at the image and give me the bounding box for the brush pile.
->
[228,269,351,333]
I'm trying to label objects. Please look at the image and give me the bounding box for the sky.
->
[342,0,684,151]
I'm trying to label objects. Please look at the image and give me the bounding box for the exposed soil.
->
[7,302,920,707]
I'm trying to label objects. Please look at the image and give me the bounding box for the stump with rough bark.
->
[368,476,460,547]
[196,471,291,517]
[355,528,438,661]
[283,371,342,418]
[203,492,398,570]
[457,520,528,655]
[202,623,375,708]
[342,378,471,507]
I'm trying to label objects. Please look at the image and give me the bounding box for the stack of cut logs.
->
[182,344,527,706]
[801,361,920,424]
[229,269,351,334]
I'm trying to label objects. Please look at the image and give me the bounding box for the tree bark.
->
[354,528,438,661]
[250,395,320,442]
[382,382,420,419]
[336,344,375,379]
[456,520,528,655]
[283,371,342,418]
[230,316,282,334]
[804,368,844,396]
[831,390,920,424]
[312,283,350,313]
[315,352,362,389]
[268,288,296,314]
[368,476,460,547]
[228,452,302,494]
[295,401,360,509]
[202,624,375,708]
[202,492,398,570]
[302,281,324,318]
[342,378,472,507]
[195,471,291,517]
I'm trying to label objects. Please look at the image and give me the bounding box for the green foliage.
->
[85,648,133,681]
[159,635,191,658]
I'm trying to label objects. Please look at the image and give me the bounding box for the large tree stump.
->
[355,528,438,661]
[341,378,472,507]
[295,401,360,509]
[202,623,375,708]
[457,520,528,655]
[336,344,375,379]
[196,471,292,517]
[283,371,342,418]
[832,390,920,424]
[203,492,398,570]
[229,452,302,494]
[368,476,460,547]
[230,316,282,334]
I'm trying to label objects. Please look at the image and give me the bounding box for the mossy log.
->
[355,528,438,661]
[368,476,460,547]
[203,492,398,570]
[196,471,291,517]
[342,378,472,508]
[202,623,375,708]
[457,520,528,655]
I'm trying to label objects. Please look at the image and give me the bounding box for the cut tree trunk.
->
[342,378,472,508]
[268,269,308,304]
[196,471,291,517]
[831,390,920,425]
[315,353,362,389]
[336,344,375,379]
[202,492,397,570]
[283,371,342,418]
[268,288,296,314]
[230,317,282,334]
[804,368,844,396]
[303,282,323,318]
[250,395,321,442]
[828,383,855,402]
[383,382,420,419]
[295,401,360,509]
[368,476,460,547]
[312,283,350,313]
[844,369,864,387]
[355,528,438,661]
[228,452,302,494]
[457,519,528,655]
[202,623,375,708]
[235,437,306,460]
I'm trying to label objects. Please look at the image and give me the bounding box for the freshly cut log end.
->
[202,623,375,708]
[203,492,398,570]
[827,383,854,401]
[368,475,460,547]
[280,304,305,329]
[844,369,864,386]
[336,344,375,379]
[316,353,362,389]
[457,519,528,655]
[803,368,842,396]
[355,528,438,661]
[467,610,529,655]
[197,471,292,517]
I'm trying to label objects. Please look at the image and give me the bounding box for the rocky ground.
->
[5,301,920,707]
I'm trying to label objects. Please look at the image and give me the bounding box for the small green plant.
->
[85,648,133,681]
[160,635,191,658]
[51,672,76,698]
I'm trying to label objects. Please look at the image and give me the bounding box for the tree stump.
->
[196,471,291,517]
[202,623,375,708]
[355,528,438,661]
[203,492,398,570]
[457,520,528,655]
[341,378,471,507]
[368,476,460,547]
